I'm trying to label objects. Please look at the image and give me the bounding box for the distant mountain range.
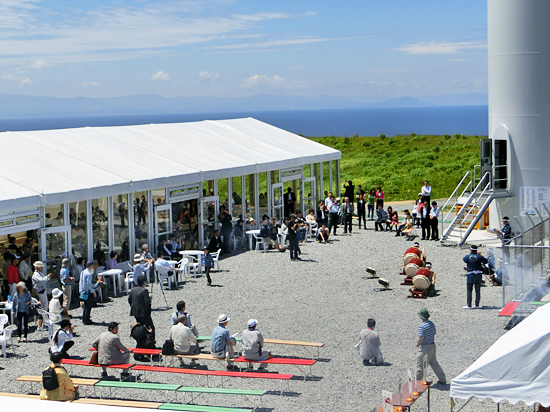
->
[0,92,488,118]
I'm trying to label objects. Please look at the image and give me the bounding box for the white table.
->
[0,303,12,324]
[179,250,205,274]
[166,260,179,268]
[245,229,261,250]
[99,269,123,297]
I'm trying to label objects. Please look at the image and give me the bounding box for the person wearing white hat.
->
[242,319,270,368]
[49,288,65,324]
[133,254,151,287]
[32,261,52,330]
[210,314,236,370]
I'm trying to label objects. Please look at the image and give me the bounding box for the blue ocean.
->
[0,105,488,137]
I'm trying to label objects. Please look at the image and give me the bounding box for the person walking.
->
[342,197,354,234]
[128,275,155,338]
[462,245,487,309]
[429,201,440,241]
[78,261,97,325]
[202,247,215,286]
[358,318,383,366]
[415,308,446,384]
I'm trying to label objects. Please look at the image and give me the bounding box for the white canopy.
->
[0,118,340,213]
[450,302,550,406]
[0,395,150,412]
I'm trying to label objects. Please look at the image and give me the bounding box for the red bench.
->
[499,301,521,317]
[62,359,133,379]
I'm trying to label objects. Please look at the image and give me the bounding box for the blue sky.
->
[0,0,488,100]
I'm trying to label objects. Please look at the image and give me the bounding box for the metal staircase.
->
[440,171,508,245]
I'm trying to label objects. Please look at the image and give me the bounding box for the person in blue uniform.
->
[496,216,513,263]
[462,245,488,309]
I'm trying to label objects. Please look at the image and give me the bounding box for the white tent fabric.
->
[0,395,150,412]
[450,302,550,406]
[0,118,340,213]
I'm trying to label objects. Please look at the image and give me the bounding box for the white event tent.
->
[0,117,341,272]
[450,302,550,407]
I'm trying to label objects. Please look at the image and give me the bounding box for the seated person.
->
[171,300,198,335]
[157,239,176,259]
[490,258,505,286]
[385,206,395,231]
[306,208,317,223]
[269,217,280,241]
[375,205,388,232]
[169,235,182,254]
[50,320,74,358]
[106,251,118,270]
[133,254,152,286]
[91,265,108,302]
[210,314,237,370]
[40,351,78,400]
[170,314,200,366]
[359,318,383,366]
[396,210,412,237]
[92,322,133,378]
[242,319,270,370]
[208,230,223,254]
[295,211,308,243]
[316,224,330,243]
[155,251,175,277]
[390,211,399,230]
[425,262,437,296]
[233,219,246,247]
[259,220,285,251]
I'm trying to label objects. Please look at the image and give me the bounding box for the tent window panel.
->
[91,197,109,267]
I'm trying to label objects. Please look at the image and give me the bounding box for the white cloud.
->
[198,71,219,84]
[82,81,99,87]
[243,74,305,89]
[205,35,368,52]
[19,77,32,86]
[2,74,16,80]
[31,59,53,69]
[151,71,171,82]
[392,41,486,55]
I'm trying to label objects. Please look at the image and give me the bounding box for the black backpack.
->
[162,339,174,355]
[42,366,60,391]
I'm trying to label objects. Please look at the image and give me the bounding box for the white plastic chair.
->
[231,234,246,251]
[124,272,134,294]
[156,265,176,290]
[211,249,221,271]
[0,314,8,331]
[307,222,318,240]
[253,233,267,253]
[37,309,53,341]
[0,325,17,358]
[176,258,189,283]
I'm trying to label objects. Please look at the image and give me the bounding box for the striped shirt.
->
[418,320,436,345]
[202,253,214,269]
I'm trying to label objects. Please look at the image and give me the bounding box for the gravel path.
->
[0,223,534,411]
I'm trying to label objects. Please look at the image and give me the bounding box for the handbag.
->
[89,351,99,365]
[162,339,174,355]
[79,291,88,301]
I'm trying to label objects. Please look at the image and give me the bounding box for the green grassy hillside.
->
[309,133,485,202]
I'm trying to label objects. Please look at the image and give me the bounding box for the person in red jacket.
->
[7,254,20,298]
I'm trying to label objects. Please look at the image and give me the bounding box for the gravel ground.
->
[0,223,535,412]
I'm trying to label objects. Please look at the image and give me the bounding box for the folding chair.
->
[37,309,54,341]
[253,233,267,253]
[211,249,221,271]
[0,314,8,331]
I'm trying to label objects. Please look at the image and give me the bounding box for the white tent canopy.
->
[450,302,550,406]
[0,118,340,213]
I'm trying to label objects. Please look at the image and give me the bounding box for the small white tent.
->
[450,302,550,407]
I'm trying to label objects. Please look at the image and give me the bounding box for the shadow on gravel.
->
[265,390,301,397]
[431,382,450,391]
[478,306,501,310]
[290,375,323,382]
[253,408,275,412]
[315,358,331,363]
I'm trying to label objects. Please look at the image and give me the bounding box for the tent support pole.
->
[497,403,500,412]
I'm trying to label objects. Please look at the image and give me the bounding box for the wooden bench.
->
[72,398,163,409]
[94,380,181,400]
[131,364,292,394]
[0,392,40,400]
[62,358,133,379]
[159,403,252,412]
[16,375,98,397]
[196,336,325,358]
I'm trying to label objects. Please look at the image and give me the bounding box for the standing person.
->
[415,308,446,384]
[202,247,214,286]
[462,245,487,309]
[429,201,440,241]
[283,187,296,217]
[50,320,75,358]
[118,202,127,228]
[211,314,237,370]
[358,318,383,366]
[39,352,78,401]
[421,180,432,204]
[367,189,376,220]
[11,282,31,342]
[170,314,199,366]
[287,215,300,261]
[7,254,20,298]
[375,186,384,208]
[242,319,270,369]
[356,191,367,230]
[420,201,431,240]
[327,196,340,236]
[317,200,328,227]
[128,275,155,338]
[18,253,33,294]
[32,261,52,330]
[219,209,233,253]
[414,193,423,228]
[92,322,133,379]
[342,197,354,234]
[59,258,75,314]
[343,180,355,201]
[79,261,97,325]
[1,252,11,300]
[496,216,513,263]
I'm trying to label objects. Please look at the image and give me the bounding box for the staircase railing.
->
[440,171,472,236]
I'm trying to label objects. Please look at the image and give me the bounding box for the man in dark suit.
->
[283,187,296,217]
[218,210,233,253]
[420,201,431,240]
[317,200,328,227]
[208,230,223,254]
[128,275,154,338]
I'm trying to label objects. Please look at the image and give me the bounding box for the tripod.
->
[151,268,169,308]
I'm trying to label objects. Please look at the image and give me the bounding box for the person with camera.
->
[343,180,355,201]
[288,214,301,261]
[128,275,155,338]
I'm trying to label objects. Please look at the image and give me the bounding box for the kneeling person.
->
[359,318,383,366]
[170,314,199,367]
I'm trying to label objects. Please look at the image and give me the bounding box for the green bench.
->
[95,380,181,401]
[160,404,253,412]
[176,386,265,408]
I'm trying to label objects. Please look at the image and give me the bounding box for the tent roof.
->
[450,302,550,406]
[0,118,340,213]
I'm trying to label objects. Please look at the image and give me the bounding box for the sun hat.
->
[52,288,63,299]
[425,262,432,268]
[33,261,44,268]
[418,308,430,320]
[16,281,26,289]
[248,319,258,328]
[62,258,69,265]
[218,314,230,324]
[133,253,143,262]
